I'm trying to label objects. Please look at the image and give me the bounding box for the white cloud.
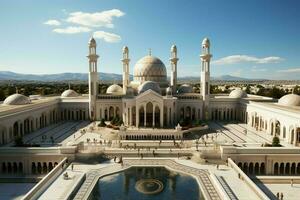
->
[53,26,91,34]
[213,55,283,65]
[93,31,121,43]
[277,68,300,73]
[66,9,125,28]
[251,66,267,72]
[44,19,61,26]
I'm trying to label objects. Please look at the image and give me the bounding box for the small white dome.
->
[106,84,123,95]
[61,89,79,98]
[229,89,247,98]
[138,81,161,95]
[177,84,193,94]
[202,37,210,47]
[3,94,31,105]
[166,86,172,96]
[278,94,300,107]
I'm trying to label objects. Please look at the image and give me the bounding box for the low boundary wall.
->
[22,157,68,200]
[228,158,270,200]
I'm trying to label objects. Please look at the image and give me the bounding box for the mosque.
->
[1,37,300,200]
[0,37,300,146]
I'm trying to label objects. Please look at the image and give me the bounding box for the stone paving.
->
[256,182,300,200]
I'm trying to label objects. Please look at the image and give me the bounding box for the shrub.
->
[98,118,106,127]
[272,136,281,147]
[14,136,24,147]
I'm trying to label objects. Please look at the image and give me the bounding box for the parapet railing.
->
[228,158,270,200]
[22,157,68,200]
[0,147,60,154]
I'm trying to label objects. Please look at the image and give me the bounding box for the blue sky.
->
[0,0,300,79]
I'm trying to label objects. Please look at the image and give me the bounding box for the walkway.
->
[73,159,222,200]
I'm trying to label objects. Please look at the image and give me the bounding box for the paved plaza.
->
[4,121,300,199]
[15,120,290,148]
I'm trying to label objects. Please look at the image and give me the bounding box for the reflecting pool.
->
[89,167,204,200]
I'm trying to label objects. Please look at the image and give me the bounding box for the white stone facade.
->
[0,37,299,147]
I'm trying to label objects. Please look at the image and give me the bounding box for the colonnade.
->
[137,102,163,128]
[179,106,200,121]
[31,162,58,174]
[0,109,59,145]
[100,106,121,121]
[125,134,182,140]
[211,108,240,121]
[249,112,300,146]
[0,161,60,175]
[60,109,87,121]
[273,162,300,175]
[1,162,24,174]
[0,107,88,145]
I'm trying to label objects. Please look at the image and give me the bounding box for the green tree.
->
[245,85,251,94]
[272,136,281,147]
[98,118,106,127]
[14,136,24,147]
[0,88,5,101]
[293,85,300,95]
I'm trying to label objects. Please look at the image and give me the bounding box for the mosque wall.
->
[246,102,300,146]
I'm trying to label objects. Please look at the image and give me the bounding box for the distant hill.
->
[0,71,130,82]
[0,71,265,82]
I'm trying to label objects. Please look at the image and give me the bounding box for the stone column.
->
[144,105,146,127]
[160,106,163,128]
[171,108,173,126]
[152,107,155,127]
[293,126,297,146]
[129,107,132,126]
[18,123,22,137]
[136,107,139,127]
[107,108,110,120]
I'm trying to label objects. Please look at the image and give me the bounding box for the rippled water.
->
[89,167,204,200]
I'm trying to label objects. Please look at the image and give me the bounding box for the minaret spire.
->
[170,45,178,95]
[122,46,130,94]
[87,37,99,121]
[200,37,212,120]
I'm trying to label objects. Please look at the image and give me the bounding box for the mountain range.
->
[0,71,260,82]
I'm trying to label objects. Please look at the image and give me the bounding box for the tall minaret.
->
[170,45,178,94]
[200,38,212,119]
[87,37,99,121]
[122,46,130,94]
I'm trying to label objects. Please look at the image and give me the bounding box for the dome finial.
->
[15,86,18,94]
[148,48,152,56]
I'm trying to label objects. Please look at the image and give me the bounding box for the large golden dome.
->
[134,55,167,83]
